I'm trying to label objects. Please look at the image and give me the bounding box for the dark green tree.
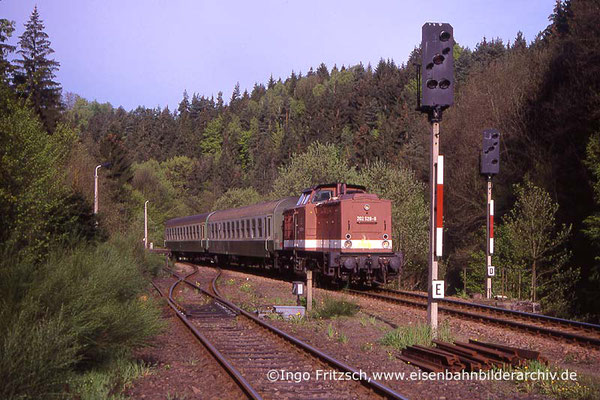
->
[0,18,15,83]
[13,6,62,132]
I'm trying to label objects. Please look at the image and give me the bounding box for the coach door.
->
[266,216,272,252]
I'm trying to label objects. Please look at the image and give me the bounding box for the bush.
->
[0,235,163,399]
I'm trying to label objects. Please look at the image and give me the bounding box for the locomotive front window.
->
[312,190,332,203]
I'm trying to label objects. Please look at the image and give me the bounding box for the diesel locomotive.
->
[164,183,402,285]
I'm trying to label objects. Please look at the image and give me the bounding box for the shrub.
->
[0,235,163,399]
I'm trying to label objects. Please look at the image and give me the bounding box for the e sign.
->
[432,280,445,299]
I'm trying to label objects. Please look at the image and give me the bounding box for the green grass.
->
[315,296,359,319]
[68,356,153,400]
[379,320,454,350]
[239,281,253,293]
[508,360,597,399]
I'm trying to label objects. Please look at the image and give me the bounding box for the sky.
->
[1,0,556,111]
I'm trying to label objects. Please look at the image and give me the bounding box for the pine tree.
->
[13,6,62,132]
[0,18,16,83]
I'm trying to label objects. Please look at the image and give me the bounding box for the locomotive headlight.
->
[383,234,389,240]
[382,240,390,249]
[364,204,370,211]
[345,233,351,240]
[344,240,352,248]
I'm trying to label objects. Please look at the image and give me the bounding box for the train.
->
[164,183,402,285]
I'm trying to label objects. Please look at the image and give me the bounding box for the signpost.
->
[418,22,454,336]
[481,129,500,298]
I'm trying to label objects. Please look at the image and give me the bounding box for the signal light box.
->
[481,129,500,175]
[421,23,454,109]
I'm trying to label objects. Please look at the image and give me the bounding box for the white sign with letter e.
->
[432,280,445,299]
[488,266,495,277]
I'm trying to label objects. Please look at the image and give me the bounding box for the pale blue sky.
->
[1,1,556,111]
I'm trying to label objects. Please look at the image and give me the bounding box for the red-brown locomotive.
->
[165,183,402,285]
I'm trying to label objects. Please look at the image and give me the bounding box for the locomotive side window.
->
[302,194,311,205]
[296,194,306,205]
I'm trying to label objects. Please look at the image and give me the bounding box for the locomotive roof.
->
[301,183,367,193]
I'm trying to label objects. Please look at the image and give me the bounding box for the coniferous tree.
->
[0,18,16,83]
[13,6,62,132]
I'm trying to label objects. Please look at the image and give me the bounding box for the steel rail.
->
[170,265,409,400]
[345,289,600,347]
[376,288,600,332]
[151,277,262,400]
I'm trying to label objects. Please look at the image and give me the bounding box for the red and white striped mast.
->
[486,181,493,299]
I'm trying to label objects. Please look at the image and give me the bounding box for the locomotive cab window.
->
[312,190,332,203]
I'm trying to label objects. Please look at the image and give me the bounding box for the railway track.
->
[345,287,600,347]
[154,264,409,400]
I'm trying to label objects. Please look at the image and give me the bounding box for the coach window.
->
[258,218,263,238]
[267,219,271,238]
[251,219,256,238]
[242,220,246,239]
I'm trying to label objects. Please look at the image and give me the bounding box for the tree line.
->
[1,1,599,322]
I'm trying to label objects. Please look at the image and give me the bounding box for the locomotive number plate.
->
[357,216,377,224]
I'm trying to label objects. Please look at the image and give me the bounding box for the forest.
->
[1,0,599,334]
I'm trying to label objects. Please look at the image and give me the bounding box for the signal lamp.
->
[427,79,438,89]
[439,31,451,41]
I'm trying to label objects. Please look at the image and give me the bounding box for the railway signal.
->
[418,22,454,337]
[480,129,500,299]
[420,23,454,110]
